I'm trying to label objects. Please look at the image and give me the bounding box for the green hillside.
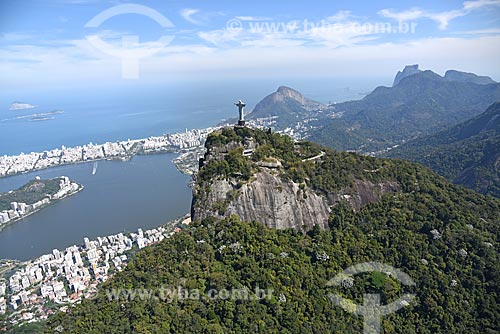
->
[0,178,61,211]
[387,102,500,197]
[46,128,500,334]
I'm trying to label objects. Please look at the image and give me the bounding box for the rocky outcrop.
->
[393,64,421,86]
[192,167,401,232]
[247,86,324,121]
[273,86,312,106]
[192,170,331,230]
[268,86,322,109]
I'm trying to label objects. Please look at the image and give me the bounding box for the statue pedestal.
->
[238,120,246,126]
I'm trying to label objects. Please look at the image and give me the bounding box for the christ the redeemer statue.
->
[235,100,246,126]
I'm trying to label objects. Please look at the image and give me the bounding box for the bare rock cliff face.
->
[191,169,400,231]
[192,170,331,230]
[393,64,421,86]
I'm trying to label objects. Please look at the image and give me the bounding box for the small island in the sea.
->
[0,176,83,231]
[15,110,64,122]
[9,101,36,110]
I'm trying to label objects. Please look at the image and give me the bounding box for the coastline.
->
[0,117,285,180]
[0,179,84,233]
[0,127,221,180]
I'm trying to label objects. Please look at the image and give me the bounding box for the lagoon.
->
[0,153,191,261]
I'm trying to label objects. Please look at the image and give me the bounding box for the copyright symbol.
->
[226,18,243,32]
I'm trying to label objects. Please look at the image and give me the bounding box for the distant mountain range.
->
[247,66,499,153]
[444,69,496,85]
[387,102,500,197]
[310,67,500,152]
[393,65,496,86]
[9,101,36,111]
[244,66,499,197]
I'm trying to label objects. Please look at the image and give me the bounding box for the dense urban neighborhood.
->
[0,215,191,328]
[0,117,308,179]
[0,127,219,178]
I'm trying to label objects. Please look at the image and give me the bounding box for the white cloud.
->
[427,10,466,30]
[327,10,353,22]
[2,5,500,88]
[0,33,34,42]
[379,0,500,30]
[1,34,499,87]
[198,15,390,49]
[145,35,500,81]
[463,0,500,10]
[235,16,272,21]
[180,8,226,26]
[298,22,380,47]
[198,29,243,46]
[378,8,425,21]
[458,28,500,34]
[240,36,304,48]
[379,8,464,30]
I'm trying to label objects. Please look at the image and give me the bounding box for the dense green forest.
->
[0,178,61,211]
[387,102,500,197]
[46,128,500,333]
[46,190,500,333]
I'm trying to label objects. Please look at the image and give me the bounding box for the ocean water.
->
[0,79,375,156]
[0,79,375,260]
[0,82,268,155]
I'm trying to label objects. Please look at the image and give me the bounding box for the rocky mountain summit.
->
[393,64,421,86]
[190,127,426,231]
[311,67,500,151]
[251,86,324,113]
[246,86,326,128]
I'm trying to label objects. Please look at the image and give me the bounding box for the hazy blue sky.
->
[1,0,499,91]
